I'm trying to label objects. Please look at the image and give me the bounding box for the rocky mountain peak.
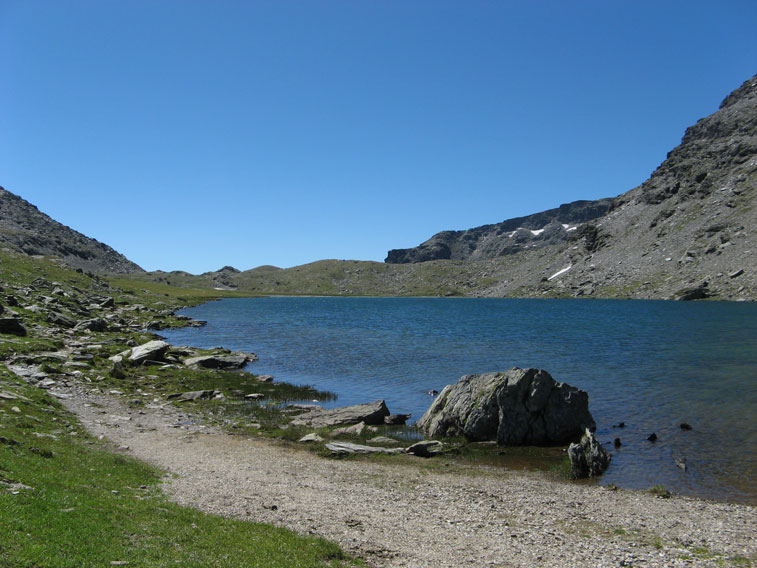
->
[384,73,756,300]
[0,186,143,274]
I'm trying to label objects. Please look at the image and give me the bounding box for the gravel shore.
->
[59,384,756,568]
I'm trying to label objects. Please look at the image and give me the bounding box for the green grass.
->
[0,370,357,568]
[648,484,673,499]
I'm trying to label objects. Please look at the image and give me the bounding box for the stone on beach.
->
[325,441,403,455]
[568,428,611,478]
[329,422,366,438]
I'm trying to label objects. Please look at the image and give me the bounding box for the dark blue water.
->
[162,297,757,504]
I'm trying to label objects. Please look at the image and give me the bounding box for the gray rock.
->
[299,433,324,443]
[47,311,76,328]
[245,393,265,400]
[568,428,610,478]
[184,352,255,370]
[110,361,126,380]
[384,413,411,425]
[329,422,366,438]
[128,340,170,365]
[257,374,274,383]
[167,390,223,402]
[368,436,400,445]
[0,391,28,401]
[406,440,444,457]
[671,282,712,301]
[291,400,390,428]
[325,442,403,455]
[416,368,595,445]
[75,318,108,332]
[0,317,27,336]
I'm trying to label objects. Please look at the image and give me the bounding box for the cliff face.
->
[0,186,143,274]
[385,74,757,300]
[480,74,757,300]
[385,199,615,264]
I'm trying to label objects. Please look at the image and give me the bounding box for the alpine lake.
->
[161,297,757,505]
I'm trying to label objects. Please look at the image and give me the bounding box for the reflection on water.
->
[162,297,757,504]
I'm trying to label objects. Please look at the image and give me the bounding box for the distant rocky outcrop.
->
[0,186,143,274]
[386,199,614,264]
[201,265,241,290]
[416,368,595,445]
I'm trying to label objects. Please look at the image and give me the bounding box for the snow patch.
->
[547,265,572,280]
[530,228,545,236]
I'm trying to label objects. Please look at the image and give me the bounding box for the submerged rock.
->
[416,368,595,445]
[384,413,411,425]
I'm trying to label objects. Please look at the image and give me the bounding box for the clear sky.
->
[1,1,755,273]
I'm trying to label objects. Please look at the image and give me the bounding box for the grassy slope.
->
[0,251,358,567]
[121,258,496,297]
[0,372,351,568]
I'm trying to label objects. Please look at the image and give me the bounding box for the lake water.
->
[162,297,757,504]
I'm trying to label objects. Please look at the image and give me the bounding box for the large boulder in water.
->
[416,368,595,445]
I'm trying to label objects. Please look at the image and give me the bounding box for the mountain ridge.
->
[385,198,615,264]
[378,73,756,300]
[0,186,143,274]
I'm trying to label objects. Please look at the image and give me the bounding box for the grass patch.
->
[648,484,673,499]
[0,370,358,567]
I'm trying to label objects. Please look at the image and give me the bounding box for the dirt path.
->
[58,383,756,568]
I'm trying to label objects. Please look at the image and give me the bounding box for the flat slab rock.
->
[291,400,390,428]
[325,442,403,455]
[167,390,224,402]
[183,352,258,369]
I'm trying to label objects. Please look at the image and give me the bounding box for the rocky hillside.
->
[386,198,615,264]
[385,74,757,301]
[0,186,143,274]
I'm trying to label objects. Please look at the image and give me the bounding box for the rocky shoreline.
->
[2,270,756,566]
[57,383,756,568]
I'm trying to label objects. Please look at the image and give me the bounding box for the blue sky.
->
[1,1,755,273]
